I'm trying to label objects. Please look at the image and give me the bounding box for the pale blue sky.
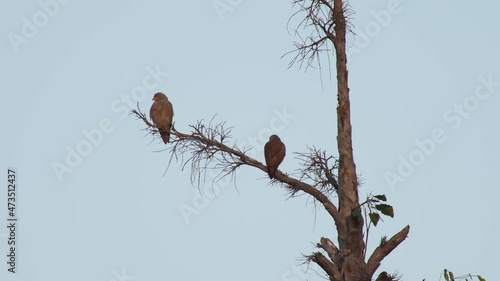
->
[1,1,499,280]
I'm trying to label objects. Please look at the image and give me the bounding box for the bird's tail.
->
[267,166,277,179]
[160,130,170,144]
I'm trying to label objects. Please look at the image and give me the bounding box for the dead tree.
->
[132,1,410,280]
[286,1,410,280]
[132,111,407,281]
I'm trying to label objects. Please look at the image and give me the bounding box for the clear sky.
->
[1,0,499,280]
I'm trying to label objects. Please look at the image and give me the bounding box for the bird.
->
[264,134,286,179]
[150,92,174,144]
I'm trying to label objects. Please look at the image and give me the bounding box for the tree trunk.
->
[331,1,367,280]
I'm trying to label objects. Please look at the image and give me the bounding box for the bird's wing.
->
[277,141,286,164]
[166,100,173,127]
[264,141,273,165]
[150,100,172,131]
[265,138,284,166]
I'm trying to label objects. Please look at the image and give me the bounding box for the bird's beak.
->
[152,97,155,101]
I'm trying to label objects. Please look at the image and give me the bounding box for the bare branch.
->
[283,35,329,71]
[130,104,162,140]
[278,175,342,224]
[294,146,339,197]
[318,237,341,266]
[362,205,371,259]
[131,105,342,224]
[307,252,341,281]
[286,0,354,71]
[132,106,261,184]
[366,225,410,277]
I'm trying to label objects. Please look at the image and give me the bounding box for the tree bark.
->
[331,1,367,280]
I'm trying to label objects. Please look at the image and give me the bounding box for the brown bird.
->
[264,135,286,179]
[150,92,174,144]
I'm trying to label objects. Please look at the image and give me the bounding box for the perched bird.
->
[150,92,174,144]
[264,135,286,179]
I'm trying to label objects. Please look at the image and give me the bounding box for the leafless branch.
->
[131,105,342,224]
[362,205,371,259]
[318,237,341,266]
[132,106,258,186]
[285,0,354,71]
[294,146,339,198]
[366,225,410,277]
[305,252,341,281]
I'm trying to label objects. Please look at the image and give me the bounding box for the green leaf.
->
[374,194,387,201]
[478,276,486,281]
[449,271,455,281]
[444,269,450,281]
[369,213,380,226]
[375,204,394,218]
